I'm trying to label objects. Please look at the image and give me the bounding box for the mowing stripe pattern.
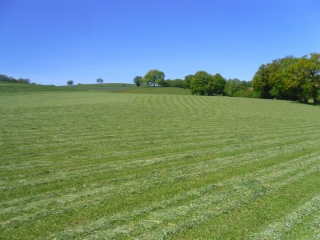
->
[1,91,320,239]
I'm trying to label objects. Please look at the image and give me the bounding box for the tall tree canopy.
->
[212,73,226,95]
[190,71,212,95]
[183,74,194,89]
[143,69,165,86]
[252,53,320,104]
[252,64,274,99]
[190,71,226,96]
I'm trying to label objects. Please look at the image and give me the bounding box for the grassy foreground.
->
[1,84,320,239]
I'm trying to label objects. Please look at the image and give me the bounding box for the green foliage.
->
[252,64,273,99]
[67,80,74,85]
[232,89,261,98]
[252,53,320,104]
[190,71,226,95]
[133,76,142,87]
[269,57,301,101]
[212,73,226,95]
[183,74,194,89]
[156,78,168,87]
[224,78,247,96]
[292,53,320,105]
[142,69,165,86]
[0,74,30,84]
[190,71,211,95]
[165,79,185,88]
[96,78,103,84]
[1,90,320,239]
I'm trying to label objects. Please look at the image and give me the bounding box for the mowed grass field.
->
[1,84,320,239]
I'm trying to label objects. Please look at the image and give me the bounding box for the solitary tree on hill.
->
[143,69,165,86]
[67,80,74,85]
[97,78,103,84]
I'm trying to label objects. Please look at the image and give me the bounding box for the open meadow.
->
[1,84,320,239]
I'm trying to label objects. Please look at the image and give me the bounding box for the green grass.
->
[0,82,85,94]
[72,83,191,95]
[0,82,190,95]
[1,84,320,239]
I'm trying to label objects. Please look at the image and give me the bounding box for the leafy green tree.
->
[190,71,213,95]
[280,54,320,104]
[183,74,194,89]
[269,57,300,101]
[143,69,165,86]
[212,73,226,95]
[133,76,142,87]
[224,78,247,96]
[241,80,252,88]
[157,78,168,87]
[97,78,103,84]
[252,53,320,104]
[301,53,320,105]
[190,71,226,96]
[233,89,260,98]
[67,80,74,85]
[252,64,273,99]
[166,79,184,88]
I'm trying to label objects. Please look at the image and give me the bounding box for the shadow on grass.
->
[290,101,320,106]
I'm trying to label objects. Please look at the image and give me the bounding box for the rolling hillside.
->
[1,85,320,239]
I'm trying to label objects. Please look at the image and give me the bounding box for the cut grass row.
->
[1,89,320,239]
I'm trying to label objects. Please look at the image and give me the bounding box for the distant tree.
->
[143,69,165,86]
[166,79,184,88]
[224,78,247,96]
[232,89,261,98]
[0,74,30,84]
[67,80,74,85]
[172,79,185,88]
[18,78,30,84]
[212,73,226,95]
[183,74,194,89]
[190,71,226,96]
[252,64,273,99]
[133,76,142,87]
[190,71,212,95]
[157,78,168,87]
[97,78,103,84]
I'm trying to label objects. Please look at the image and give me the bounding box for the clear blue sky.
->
[1,0,319,85]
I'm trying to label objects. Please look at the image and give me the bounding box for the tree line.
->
[134,52,320,104]
[0,74,30,84]
[252,53,320,104]
[133,69,252,97]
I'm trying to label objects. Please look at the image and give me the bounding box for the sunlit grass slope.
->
[0,82,84,94]
[0,82,190,95]
[1,89,320,239]
[73,83,191,95]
